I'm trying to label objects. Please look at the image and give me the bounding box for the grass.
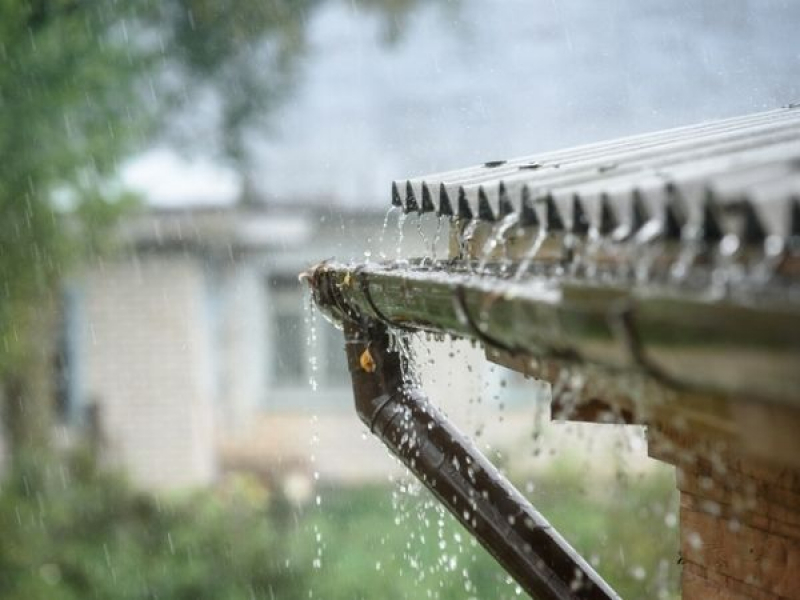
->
[294,464,680,599]
[0,451,679,599]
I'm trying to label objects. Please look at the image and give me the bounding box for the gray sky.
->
[124,0,800,208]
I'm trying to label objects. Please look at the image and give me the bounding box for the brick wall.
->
[650,427,800,600]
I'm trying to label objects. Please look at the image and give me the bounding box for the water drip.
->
[459,219,481,271]
[396,212,409,259]
[581,232,604,280]
[414,213,432,265]
[378,205,399,260]
[748,235,785,287]
[431,216,445,261]
[415,213,429,248]
[305,294,319,392]
[631,239,662,285]
[710,235,746,296]
[478,212,520,273]
[513,230,547,281]
[670,240,701,283]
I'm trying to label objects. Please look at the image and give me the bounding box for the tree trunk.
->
[1,298,58,476]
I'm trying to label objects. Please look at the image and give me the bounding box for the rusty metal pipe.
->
[343,318,621,600]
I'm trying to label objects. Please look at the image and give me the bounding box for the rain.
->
[1,1,800,600]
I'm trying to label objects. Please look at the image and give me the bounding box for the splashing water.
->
[431,216,445,261]
[305,293,325,580]
[309,413,325,573]
[305,295,319,392]
[378,206,399,259]
[670,239,701,283]
[631,240,662,284]
[458,221,475,256]
[396,212,408,259]
[477,212,520,273]
[747,235,785,287]
[580,233,604,280]
[710,235,749,296]
[415,213,430,249]
[357,326,677,599]
[459,219,481,272]
[513,229,547,281]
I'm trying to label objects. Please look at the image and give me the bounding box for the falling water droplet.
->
[397,212,408,259]
[431,216,445,261]
[378,205,399,259]
[478,212,519,272]
[513,230,547,281]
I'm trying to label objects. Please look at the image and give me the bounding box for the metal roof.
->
[392,106,800,245]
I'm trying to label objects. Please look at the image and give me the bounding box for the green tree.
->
[0,452,310,599]
[0,0,450,473]
[0,0,150,471]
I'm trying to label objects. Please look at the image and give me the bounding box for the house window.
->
[274,307,306,385]
[268,275,349,390]
[323,325,349,385]
[54,286,82,425]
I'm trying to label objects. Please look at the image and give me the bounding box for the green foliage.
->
[0,451,679,599]
[159,0,319,162]
[294,484,515,599]
[352,0,453,43]
[525,462,680,599]
[157,0,451,161]
[0,0,452,343]
[0,0,451,466]
[0,453,307,600]
[291,468,680,600]
[0,0,454,337]
[0,0,149,374]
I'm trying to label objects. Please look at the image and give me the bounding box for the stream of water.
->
[477,213,520,273]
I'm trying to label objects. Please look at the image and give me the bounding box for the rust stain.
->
[359,348,376,373]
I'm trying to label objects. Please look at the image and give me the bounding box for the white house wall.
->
[215,260,268,435]
[80,254,216,489]
[68,209,580,490]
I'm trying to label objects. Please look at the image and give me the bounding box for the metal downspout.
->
[342,318,621,600]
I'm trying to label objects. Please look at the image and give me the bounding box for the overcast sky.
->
[123,0,800,208]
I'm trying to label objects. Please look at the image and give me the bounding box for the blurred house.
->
[57,204,397,490]
[52,203,561,492]
[54,0,797,490]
